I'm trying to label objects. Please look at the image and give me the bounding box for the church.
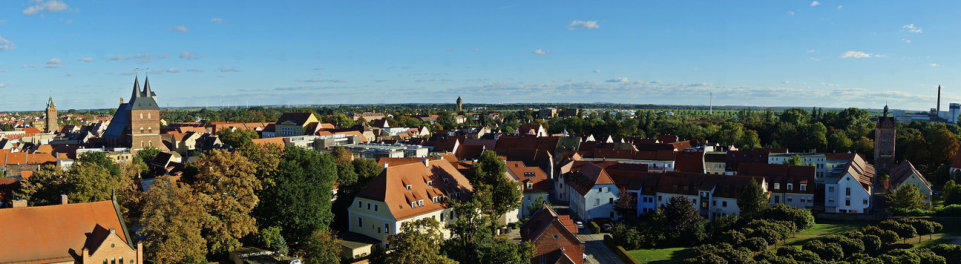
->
[102,76,168,152]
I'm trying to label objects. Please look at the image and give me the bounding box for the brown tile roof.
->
[891,160,931,190]
[357,159,473,220]
[494,136,559,155]
[826,153,856,161]
[567,163,616,195]
[0,152,58,166]
[251,137,286,149]
[455,144,486,160]
[843,154,875,189]
[506,161,551,193]
[653,172,762,198]
[521,206,583,264]
[737,163,815,194]
[276,112,315,126]
[675,150,705,173]
[0,200,129,263]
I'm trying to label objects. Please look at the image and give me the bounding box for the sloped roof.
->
[843,154,876,190]
[276,112,315,126]
[737,163,815,194]
[521,206,583,264]
[506,160,551,193]
[0,200,129,263]
[356,159,473,220]
[567,162,615,195]
[675,150,705,173]
[891,160,931,190]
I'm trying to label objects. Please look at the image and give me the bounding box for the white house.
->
[566,163,619,220]
[505,161,551,218]
[824,154,874,213]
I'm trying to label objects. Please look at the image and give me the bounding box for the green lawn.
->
[796,222,867,236]
[627,247,691,264]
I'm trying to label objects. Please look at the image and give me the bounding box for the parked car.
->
[575,221,584,230]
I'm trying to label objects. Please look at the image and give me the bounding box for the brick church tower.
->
[875,105,896,171]
[44,96,59,133]
[102,76,166,151]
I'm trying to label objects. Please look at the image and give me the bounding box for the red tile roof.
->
[506,161,551,193]
[357,159,474,220]
[0,200,129,263]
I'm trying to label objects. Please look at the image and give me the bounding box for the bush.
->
[861,235,882,253]
[929,244,961,263]
[893,207,934,216]
[750,227,784,245]
[879,249,921,264]
[757,204,814,231]
[802,240,843,261]
[918,250,947,264]
[933,204,961,217]
[880,220,917,239]
[880,230,901,244]
[684,253,728,264]
[862,226,883,237]
[741,237,768,252]
[821,235,864,256]
[720,230,746,245]
[901,218,941,236]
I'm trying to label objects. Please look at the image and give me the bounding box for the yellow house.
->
[274,112,320,137]
[348,158,473,242]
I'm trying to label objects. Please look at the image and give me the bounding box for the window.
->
[427,181,432,186]
[374,204,378,211]
[713,201,716,206]
[722,201,727,207]
[863,199,868,205]
[787,183,793,191]
[385,223,390,233]
[411,202,417,208]
[846,187,851,196]
[357,201,362,208]
[845,199,851,206]
[367,203,371,210]
[609,198,614,204]
[658,195,662,202]
[800,184,807,191]
[828,186,834,192]
[526,182,533,189]
[774,183,780,190]
[595,199,600,206]
[378,227,382,233]
[140,113,143,119]
[358,217,363,227]
[787,198,793,202]
[406,185,412,190]
[148,113,151,119]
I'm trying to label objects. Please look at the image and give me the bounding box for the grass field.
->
[627,247,691,264]
[784,222,868,246]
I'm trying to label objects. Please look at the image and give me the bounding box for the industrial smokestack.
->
[938,85,942,117]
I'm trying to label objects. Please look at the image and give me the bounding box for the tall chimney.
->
[60,194,68,205]
[938,85,942,117]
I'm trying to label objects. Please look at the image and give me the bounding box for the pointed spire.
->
[47,96,55,109]
[883,104,889,117]
[131,76,141,100]
[143,74,152,97]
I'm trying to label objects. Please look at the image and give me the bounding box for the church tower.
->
[102,76,166,151]
[875,105,897,171]
[456,96,463,112]
[44,96,59,133]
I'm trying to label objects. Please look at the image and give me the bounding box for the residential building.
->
[738,163,816,209]
[506,160,551,218]
[274,112,320,137]
[518,123,548,137]
[704,152,727,174]
[653,173,766,220]
[521,206,585,264]
[0,199,143,264]
[566,162,619,220]
[824,154,875,213]
[348,158,473,242]
[890,160,933,204]
[768,153,827,178]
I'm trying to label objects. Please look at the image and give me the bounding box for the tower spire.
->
[143,73,152,97]
[131,76,141,100]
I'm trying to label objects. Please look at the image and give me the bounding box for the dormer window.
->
[800,184,807,191]
[427,181,432,186]
[406,185,412,190]
[524,172,535,178]
[411,202,417,208]
[418,200,424,206]
[773,183,780,190]
[526,182,533,190]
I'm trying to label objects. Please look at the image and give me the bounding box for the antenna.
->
[709,91,713,115]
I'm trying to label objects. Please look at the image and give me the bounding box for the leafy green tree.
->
[132,147,161,172]
[662,196,706,244]
[385,218,457,264]
[77,151,122,177]
[738,179,769,219]
[301,229,340,264]
[257,147,338,245]
[260,226,289,255]
[218,129,259,149]
[140,177,208,264]
[469,150,521,232]
[239,143,283,189]
[891,184,926,210]
[943,180,961,205]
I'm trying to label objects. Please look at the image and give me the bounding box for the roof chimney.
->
[60,194,68,205]
[383,162,389,169]
[422,158,430,167]
[12,199,27,208]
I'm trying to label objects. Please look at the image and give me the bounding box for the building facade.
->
[102,77,166,151]
[45,96,59,133]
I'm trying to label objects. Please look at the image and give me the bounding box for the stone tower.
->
[875,105,897,171]
[44,96,58,133]
[456,96,463,112]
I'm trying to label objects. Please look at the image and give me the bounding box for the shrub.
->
[720,230,746,245]
[929,244,961,263]
[860,235,881,253]
[741,237,768,252]
[821,235,864,256]
[750,227,784,245]
[880,220,918,239]
[918,250,947,264]
[880,230,901,244]
[933,204,961,217]
[803,240,843,261]
[684,253,728,264]
[879,249,921,264]
[757,204,814,231]
[862,225,883,237]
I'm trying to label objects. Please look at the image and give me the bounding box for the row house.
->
[737,163,816,209]
[650,173,766,220]
[348,158,473,243]
[768,153,827,178]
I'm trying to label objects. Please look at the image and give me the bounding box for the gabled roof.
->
[567,163,615,195]
[276,112,315,126]
[891,160,931,190]
[521,206,583,264]
[506,160,551,193]
[0,200,130,263]
[841,154,875,190]
[737,163,815,194]
[675,150,705,173]
[356,159,473,220]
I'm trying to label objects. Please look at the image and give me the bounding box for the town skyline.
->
[1,0,959,111]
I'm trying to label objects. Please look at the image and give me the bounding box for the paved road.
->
[577,233,624,264]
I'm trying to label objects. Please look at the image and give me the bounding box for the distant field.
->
[627,247,690,264]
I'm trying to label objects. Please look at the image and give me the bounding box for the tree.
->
[385,218,457,264]
[189,149,262,255]
[257,147,338,245]
[77,151,122,178]
[943,180,961,205]
[738,179,769,219]
[469,151,521,233]
[786,155,807,166]
[260,226,289,255]
[17,161,125,206]
[891,184,926,210]
[662,196,706,244]
[219,129,259,149]
[139,177,208,264]
[132,147,161,172]
[301,229,340,264]
[239,143,283,189]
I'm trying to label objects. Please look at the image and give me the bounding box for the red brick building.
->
[521,206,584,264]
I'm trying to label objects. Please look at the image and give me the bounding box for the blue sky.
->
[0,0,959,111]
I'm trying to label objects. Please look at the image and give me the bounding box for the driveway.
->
[577,232,624,264]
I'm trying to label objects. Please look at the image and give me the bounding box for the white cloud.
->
[44,58,62,68]
[78,57,93,62]
[841,51,885,59]
[567,20,600,30]
[0,83,5,88]
[135,53,155,63]
[782,81,791,85]
[446,48,455,52]
[179,51,201,60]
[167,68,182,73]
[22,64,37,69]
[786,10,795,16]
[821,82,840,87]
[806,49,816,53]
[837,5,843,10]
[304,78,346,83]
[170,25,188,32]
[104,55,128,61]
[532,49,549,55]
[0,34,15,50]
[22,0,70,16]
[219,66,238,72]
[471,48,480,52]
[901,38,912,44]
[210,17,224,24]
[902,24,923,34]
[810,1,820,7]
[606,77,629,83]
